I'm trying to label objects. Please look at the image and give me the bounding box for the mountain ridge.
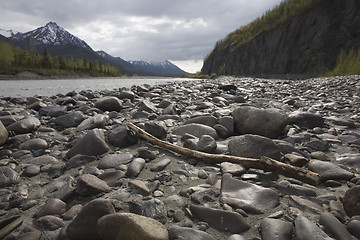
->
[2,22,185,76]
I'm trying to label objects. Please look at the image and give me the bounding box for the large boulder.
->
[228,134,281,160]
[233,106,288,138]
[289,111,325,129]
[66,129,109,159]
[95,96,123,112]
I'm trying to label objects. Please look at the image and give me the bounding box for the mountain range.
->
[0,22,185,76]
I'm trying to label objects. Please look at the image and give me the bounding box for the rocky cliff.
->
[202,0,360,78]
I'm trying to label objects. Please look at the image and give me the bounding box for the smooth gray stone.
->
[168,225,216,240]
[173,123,218,140]
[95,96,123,112]
[260,218,293,240]
[98,153,133,169]
[55,111,85,128]
[233,106,288,138]
[6,117,41,134]
[184,115,218,127]
[220,174,279,214]
[0,120,8,146]
[308,160,354,181]
[295,215,334,240]
[126,158,146,178]
[319,212,355,240]
[76,174,111,196]
[228,134,281,160]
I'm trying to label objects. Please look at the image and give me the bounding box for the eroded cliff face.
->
[202,0,360,77]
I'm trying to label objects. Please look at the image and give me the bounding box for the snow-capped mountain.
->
[97,51,185,76]
[10,22,92,51]
[2,21,185,76]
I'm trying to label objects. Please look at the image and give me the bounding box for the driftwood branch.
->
[127,122,320,186]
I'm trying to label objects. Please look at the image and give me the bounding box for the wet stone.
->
[19,138,47,151]
[0,166,19,187]
[98,153,133,169]
[295,215,333,240]
[168,225,216,240]
[319,212,354,240]
[0,120,8,146]
[35,215,64,231]
[55,111,85,128]
[308,160,354,181]
[35,198,66,218]
[343,186,360,217]
[126,158,146,178]
[66,154,97,169]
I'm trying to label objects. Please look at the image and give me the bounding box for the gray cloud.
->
[0,0,283,62]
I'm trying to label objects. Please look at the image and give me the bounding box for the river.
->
[0,77,192,97]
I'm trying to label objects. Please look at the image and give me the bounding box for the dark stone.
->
[295,215,332,240]
[66,129,109,159]
[184,116,218,127]
[168,225,216,240]
[76,174,111,196]
[228,134,281,160]
[196,135,217,153]
[289,111,325,129]
[233,106,288,139]
[107,125,138,148]
[126,158,146,178]
[0,121,8,146]
[39,106,67,117]
[19,138,48,151]
[173,123,218,140]
[190,204,250,233]
[308,160,354,181]
[35,215,64,231]
[66,199,115,240]
[97,171,124,187]
[66,154,97,169]
[347,219,360,238]
[260,218,293,240]
[35,198,66,218]
[0,166,19,187]
[55,111,85,128]
[220,174,279,214]
[6,117,41,134]
[150,158,171,172]
[319,212,354,240]
[95,96,123,112]
[98,153,133,169]
[144,121,167,139]
[343,186,360,217]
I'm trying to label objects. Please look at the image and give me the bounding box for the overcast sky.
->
[1,0,283,72]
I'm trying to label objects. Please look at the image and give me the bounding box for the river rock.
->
[260,218,293,240]
[98,153,133,169]
[66,198,115,240]
[145,121,167,139]
[150,158,171,172]
[19,138,48,151]
[107,125,138,148]
[290,195,323,214]
[220,162,246,176]
[173,123,219,140]
[347,219,360,238]
[6,117,41,134]
[0,166,19,187]
[319,212,354,240]
[76,114,109,131]
[184,116,218,127]
[35,215,64,231]
[343,186,360,217]
[76,174,111,196]
[35,198,66,218]
[98,171,124,187]
[308,160,354,181]
[126,158,146,178]
[168,225,216,240]
[23,165,41,177]
[233,106,288,138]
[128,179,150,196]
[289,111,325,129]
[0,121,8,146]
[39,106,67,117]
[66,129,109,159]
[66,154,97,169]
[190,204,250,233]
[295,215,333,240]
[55,111,85,128]
[139,100,158,113]
[228,134,281,160]
[220,174,279,214]
[196,135,217,153]
[96,213,169,240]
[95,96,123,112]
[336,153,360,173]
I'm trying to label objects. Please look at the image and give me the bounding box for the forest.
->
[0,40,122,76]
[324,49,360,76]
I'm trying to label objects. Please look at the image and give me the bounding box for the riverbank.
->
[0,75,359,239]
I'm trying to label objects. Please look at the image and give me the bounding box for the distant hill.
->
[3,22,185,76]
[202,0,360,78]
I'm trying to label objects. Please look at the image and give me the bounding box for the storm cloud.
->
[1,0,282,71]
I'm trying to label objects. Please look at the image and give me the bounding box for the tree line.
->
[324,48,360,76]
[0,40,122,76]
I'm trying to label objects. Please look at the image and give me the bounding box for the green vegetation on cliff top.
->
[206,0,326,61]
[0,40,122,77]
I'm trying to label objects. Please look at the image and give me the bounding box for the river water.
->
[0,77,192,97]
